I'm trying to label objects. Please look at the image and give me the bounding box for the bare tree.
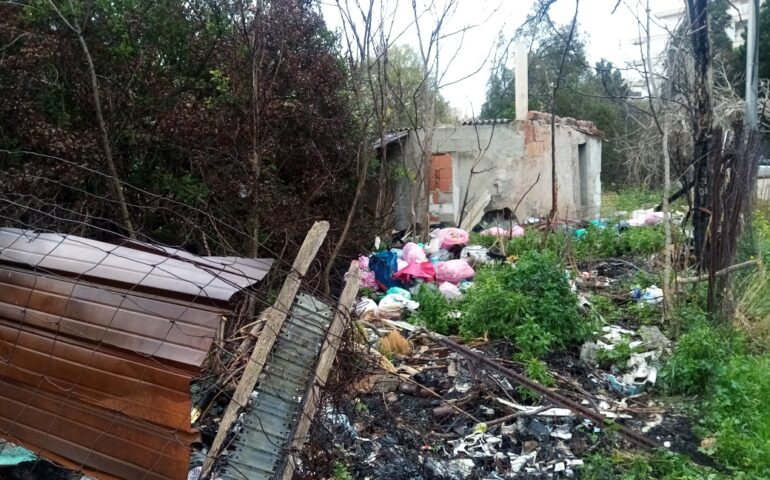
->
[46,0,134,237]
[548,0,579,225]
[322,0,400,293]
[684,0,713,265]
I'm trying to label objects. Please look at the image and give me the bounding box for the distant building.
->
[622,0,751,97]
[376,113,603,229]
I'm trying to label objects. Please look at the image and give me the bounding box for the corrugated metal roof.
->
[460,118,513,125]
[0,228,273,303]
[373,130,409,149]
[0,229,273,479]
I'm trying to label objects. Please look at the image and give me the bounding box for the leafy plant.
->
[660,313,745,395]
[701,354,770,477]
[409,284,457,335]
[518,356,555,401]
[596,338,634,369]
[332,461,354,480]
[459,251,594,357]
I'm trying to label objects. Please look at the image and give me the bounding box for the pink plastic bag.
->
[402,242,428,264]
[645,213,663,225]
[481,225,525,238]
[360,270,378,290]
[393,262,436,283]
[435,259,475,284]
[358,255,370,270]
[439,281,463,300]
[438,228,469,249]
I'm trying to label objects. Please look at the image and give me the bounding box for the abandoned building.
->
[379,114,603,230]
[377,44,603,230]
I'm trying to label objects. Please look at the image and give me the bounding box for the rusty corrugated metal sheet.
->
[0,229,273,479]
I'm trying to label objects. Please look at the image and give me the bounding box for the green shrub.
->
[701,354,770,477]
[409,284,457,335]
[580,450,726,480]
[518,356,555,401]
[596,338,634,369]
[459,251,593,356]
[619,225,666,254]
[659,313,744,395]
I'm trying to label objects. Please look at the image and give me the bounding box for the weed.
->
[353,398,368,415]
[518,356,555,401]
[700,353,770,477]
[590,294,623,324]
[659,315,744,395]
[468,232,500,249]
[601,188,664,214]
[596,338,634,369]
[460,251,594,356]
[409,284,456,335]
[358,287,375,299]
[580,450,726,479]
[506,228,558,257]
[513,316,556,359]
[619,225,667,254]
[332,461,354,480]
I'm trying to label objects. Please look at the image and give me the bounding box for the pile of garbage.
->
[300,319,686,480]
[356,227,487,319]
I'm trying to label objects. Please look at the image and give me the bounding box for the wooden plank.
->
[201,221,330,477]
[279,261,360,480]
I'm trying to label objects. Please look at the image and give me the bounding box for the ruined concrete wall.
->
[390,115,602,230]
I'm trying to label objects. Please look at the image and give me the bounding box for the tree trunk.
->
[76,29,134,237]
[421,83,436,241]
[322,148,368,294]
[686,0,713,267]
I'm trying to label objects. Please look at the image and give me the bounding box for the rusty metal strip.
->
[218,294,333,480]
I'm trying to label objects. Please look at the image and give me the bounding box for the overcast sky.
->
[320,0,683,117]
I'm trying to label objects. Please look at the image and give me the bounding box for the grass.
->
[580,450,727,479]
[600,187,664,215]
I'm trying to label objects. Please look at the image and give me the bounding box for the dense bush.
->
[659,309,745,395]
[409,251,593,359]
[658,308,769,477]
[460,251,593,356]
[702,354,770,477]
[410,284,456,335]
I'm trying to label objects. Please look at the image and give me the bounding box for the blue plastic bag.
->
[369,251,402,289]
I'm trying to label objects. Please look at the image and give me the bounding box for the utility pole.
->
[747,0,759,130]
